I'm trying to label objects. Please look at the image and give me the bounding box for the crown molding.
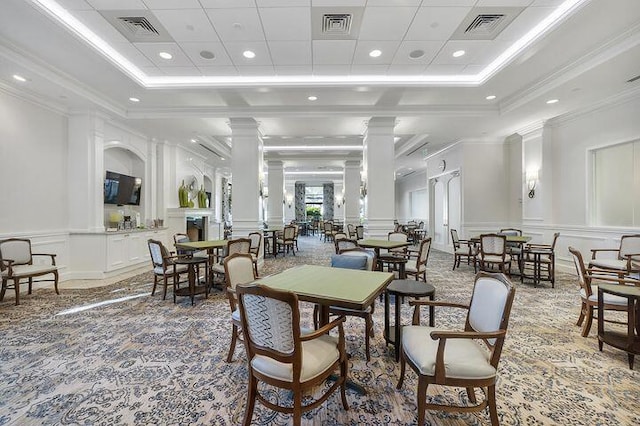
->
[0,39,126,117]
[515,121,545,137]
[547,85,640,127]
[0,80,68,116]
[500,23,640,115]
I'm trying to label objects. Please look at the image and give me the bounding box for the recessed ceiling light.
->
[190,139,197,143]
[452,50,465,58]
[243,50,256,59]
[220,157,225,160]
[369,49,382,58]
[486,95,497,100]
[199,50,215,60]
[159,52,172,60]
[12,74,27,82]
[129,97,140,102]
[409,49,425,59]
[308,96,317,101]
[546,99,559,104]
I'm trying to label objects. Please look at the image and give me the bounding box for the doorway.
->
[429,171,461,251]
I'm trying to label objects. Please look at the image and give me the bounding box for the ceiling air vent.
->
[322,14,352,35]
[465,14,505,35]
[99,10,174,43]
[451,7,524,40]
[312,7,363,40]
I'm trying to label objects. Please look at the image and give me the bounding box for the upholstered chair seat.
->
[580,286,627,305]
[153,264,188,275]
[589,258,628,271]
[1,264,57,278]
[402,325,496,379]
[147,239,189,301]
[482,254,512,263]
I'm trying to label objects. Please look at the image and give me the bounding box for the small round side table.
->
[384,279,435,361]
[173,256,208,305]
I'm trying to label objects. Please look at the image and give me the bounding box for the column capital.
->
[228,117,259,131]
[364,117,396,135]
[267,159,283,168]
[344,160,361,169]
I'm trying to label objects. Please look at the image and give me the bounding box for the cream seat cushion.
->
[232,308,241,323]
[154,264,188,275]
[580,286,627,305]
[482,254,512,263]
[211,264,225,274]
[589,259,628,271]
[402,325,496,380]
[1,264,56,278]
[251,333,339,382]
[405,264,425,273]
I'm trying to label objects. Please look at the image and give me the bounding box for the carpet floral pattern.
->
[1,234,639,425]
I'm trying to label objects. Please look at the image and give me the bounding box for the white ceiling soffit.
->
[451,7,525,41]
[311,7,363,41]
[99,10,174,43]
[31,0,589,88]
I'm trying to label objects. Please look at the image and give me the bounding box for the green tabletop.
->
[357,239,410,249]
[175,240,227,251]
[599,283,640,298]
[471,235,532,243]
[255,265,394,311]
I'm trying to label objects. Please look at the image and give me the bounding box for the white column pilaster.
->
[267,160,284,226]
[344,160,361,227]
[229,118,262,236]
[363,117,396,238]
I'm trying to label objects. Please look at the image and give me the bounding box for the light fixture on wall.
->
[527,169,539,198]
[336,194,343,208]
[286,194,294,209]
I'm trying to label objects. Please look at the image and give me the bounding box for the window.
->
[592,139,640,226]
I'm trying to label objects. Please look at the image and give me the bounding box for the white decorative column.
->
[363,117,396,238]
[344,160,361,226]
[229,118,262,236]
[67,112,105,232]
[267,160,284,226]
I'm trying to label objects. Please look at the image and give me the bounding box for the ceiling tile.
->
[259,7,311,40]
[312,40,356,65]
[431,40,500,65]
[142,0,202,8]
[113,42,155,67]
[405,7,471,41]
[180,42,233,66]
[198,66,239,75]
[140,66,166,76]
[256,0,311,6]
[158,66,202,76]
[476,0,533,6]
[350,64,389,75]
[352,41,401,64]
[359,7,418,40]
[420,0,476,5]
[205,8,265,41]
[86,0,147,9]
[312,65,351,75]
[70,10,129,44]
[236,65,276,75]
[200,0,256,7]
[530,0,566,5]
[392,40,445,64]
[495,6,554,41]
[224,41,273,66]
[153,9,220,42]
[366,0,421,5]
[134,42,195,66]
[269,41,312,65]
[274,65,313,75]
[424,64,466,74]
[57,0,94,10]
[311,0,365,6]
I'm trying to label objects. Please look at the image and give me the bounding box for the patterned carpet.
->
[1,234,639,425]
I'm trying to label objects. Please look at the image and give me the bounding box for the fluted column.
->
[267,160,284,226]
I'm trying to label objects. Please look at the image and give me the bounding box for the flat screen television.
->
[104,171,142,205]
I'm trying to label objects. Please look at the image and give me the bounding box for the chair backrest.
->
[499,228,522,236]
[450,229,461,249]
[347,223,355,238]
[248,232,262,255]
[323,222,333,233]
[466,271,515,356]
[237,284,301,364]
[335,238,358,254]
[355,225,364,240]
[549,232,560,250]
[619,234,640,259]
[480,234,506,257]
[283,225,296,240]
[418,221,424,229]
[224,253,256,292]
[414,237,432,269]
[173,233,190,255]
[334,232,348,241]
[338,248,377,271]
[569,246,592,297]
[388,232,408,243]
[227,238,252,256]
[148,239,170,269]
[0,238,32,267]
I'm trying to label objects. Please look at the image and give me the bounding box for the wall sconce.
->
[526,169,539,199]
[336,194,343,208]
[286,194,294,209]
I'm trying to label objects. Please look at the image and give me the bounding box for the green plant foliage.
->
[306,206,321,217]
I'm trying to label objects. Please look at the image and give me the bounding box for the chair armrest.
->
[409,300,469,325]
[32,253,57,265]
[2,259,15,275]
[300,316,345,341]
[587,274,640,287]
[590,248,619,259]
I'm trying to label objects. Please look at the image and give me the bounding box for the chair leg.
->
[576,302,586,326]
[0,278,7,301]
[226,323,239,363]
[53,270,60,295]
[340,355,349,410]
[242,373,257,426]
[581,306,594,337]
[364,315,371,362]
[487,385,499,426]
[417,378,428,426]
[293,391,302,426]
[396,349,406,390]
[163,276,169,300]
[14,278,20,305]
[466,387,477,403]
[28,277,33,295]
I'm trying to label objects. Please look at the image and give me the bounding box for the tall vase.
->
[178,180,188,207]
[198,185,207,208]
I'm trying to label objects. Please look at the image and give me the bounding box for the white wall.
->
[395,170,427,223]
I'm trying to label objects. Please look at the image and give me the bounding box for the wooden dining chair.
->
[478,234,511,275]
[223,253,256,362]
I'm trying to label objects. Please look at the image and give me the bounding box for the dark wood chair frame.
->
[589,234,640,276]
[396,272,516,426]
[237,284,349,426]
[450,229,477,272]
[478,234,511,275]
[520,232,560,287]
[147,238,190,301]
[223,253,257,363]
